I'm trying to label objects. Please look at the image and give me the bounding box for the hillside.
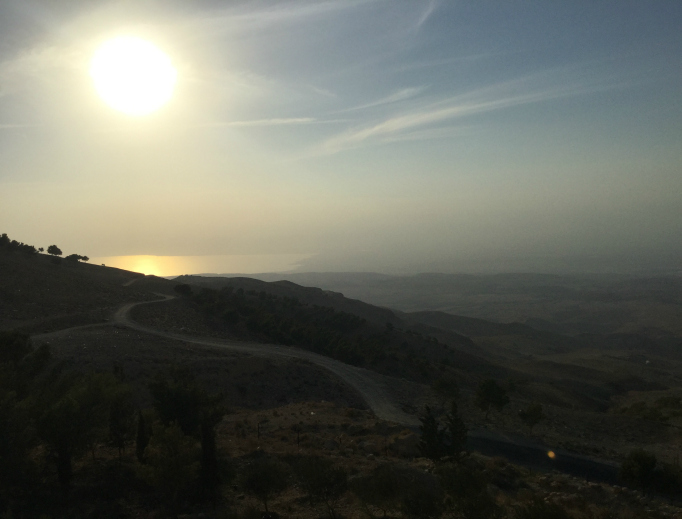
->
[2,242,682,517]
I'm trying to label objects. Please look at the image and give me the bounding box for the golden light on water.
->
[92,255,312,277]
[90,36,177,116]
[547,451,556,459]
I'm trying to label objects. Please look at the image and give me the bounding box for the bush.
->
[352,463,442,518]
[141,424,200,507]
[437,462,501,519]
[240,456,290,513]
[292,455,347,519]
[514,499,570,519]
[620,449,657,490]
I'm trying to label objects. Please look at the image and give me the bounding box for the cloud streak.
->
[319,69,619,154]
[334,87,426,114]
[203,117,348,128]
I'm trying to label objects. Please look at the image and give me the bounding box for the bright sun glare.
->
[90,36,177,116]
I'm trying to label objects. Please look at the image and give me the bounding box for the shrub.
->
[620,448,657,490]
[240,456,290,513]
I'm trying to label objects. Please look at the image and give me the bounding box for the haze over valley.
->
[1,1,681,517]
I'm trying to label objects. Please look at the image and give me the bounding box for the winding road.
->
[113,296,420,426]
[38,295,621,483]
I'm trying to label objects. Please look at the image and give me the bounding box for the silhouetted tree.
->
[293,455,347,519]
[65,254,89,262]
[518,403,544,435]
[149,367,225,500]
[352,463,442,519]
[240,456,290,513]
[135,410,151,463]
[174,284,193,297]
[142,424,200,509]
[436,462,501,519]
[47,245,62,256]
[514,498,569,519]
[443,401,467,460]
[37,373,114,495]
[108,384,135,458]
[351,463,403,517]
[620,448,657,490]
[475,379,509,419]
[419,406,444,461]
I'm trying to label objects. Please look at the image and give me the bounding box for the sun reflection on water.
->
[91,254,311,277]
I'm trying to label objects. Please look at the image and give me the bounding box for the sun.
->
[90,36,177,116]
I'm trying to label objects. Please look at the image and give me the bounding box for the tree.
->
[47,245,62,256]
[400,469,443,519]
[418,406,444,461]
[174,284,193,297]
[352,463,442,519]
[135,409,151,463]
[293,455,347,519]
[514,498,569,519]
[475,379,509,419]
[142,424,200,508]
[620,449,657,490]
[64,254,89,262]
[351,463,403,517]
[518,403,544,435]
[419,403,467,462]
[436,463,501,519]
[108,384,135,458]
[443,401,467,460]
[149,367,203,436]
[149,367,226,500]
[37,374,110,494]
[432,377,459,404]
[240,456,290,513]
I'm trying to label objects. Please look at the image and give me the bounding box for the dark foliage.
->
[518,403,544,434]
[514,498,570,519]
[47,244,62,256]
[135,409,151,463]
[436,461,502,519]
[620,449,657,490]
[240,456,290,512]
[0,233,39,255]
[182,285,465,383]
[475,379,509,419]
[149,366,226,501]
[64,254,89,262]
[292,455,347,519]
[418,402,467,462]
[351,463,442,518]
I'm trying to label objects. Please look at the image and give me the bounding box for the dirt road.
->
[113,296,420,426]
[34,295,621,482]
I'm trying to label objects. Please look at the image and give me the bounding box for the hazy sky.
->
[1,1,681,275]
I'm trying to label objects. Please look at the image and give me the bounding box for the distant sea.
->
[89,254,311,278]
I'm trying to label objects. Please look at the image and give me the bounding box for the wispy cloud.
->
[415,0,439,30]
[335,87,425,113]
[190,0,382,35]
[0,123,37,130]
[226,117,317,127]
[318,69,618,154]
[202,117,348,128]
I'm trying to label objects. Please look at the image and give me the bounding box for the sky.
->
[1,0,681,276]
